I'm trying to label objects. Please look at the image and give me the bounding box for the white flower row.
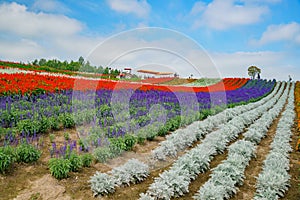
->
[193,83,291,200]
[254,82,295,200]
[89,158,149,197]
[139,83,285,200]
[152,82,282,161]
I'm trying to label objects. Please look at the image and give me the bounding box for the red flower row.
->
[0,72,248,95]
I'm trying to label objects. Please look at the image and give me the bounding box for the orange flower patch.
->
[295,82,300,131]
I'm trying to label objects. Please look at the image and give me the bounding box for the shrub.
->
[111,159,149,186]
[59,113,75,128]
[81,153,93,167]
[69,152,82,172]
[89,171,116,197]
[108,138,125,156]
[48,158,71,179]
[17,119,40,136]
[16,143,41,163]
[93,146,112,163]
[0,146,16,174]
[123,134,136,151]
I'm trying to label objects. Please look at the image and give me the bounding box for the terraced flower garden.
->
[0,62,299,200]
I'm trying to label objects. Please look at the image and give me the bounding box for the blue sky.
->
[0,0,299,80]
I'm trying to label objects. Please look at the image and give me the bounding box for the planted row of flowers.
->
[90,159,149,197]
[194,82,290,199]
[151,82,281,161]
[0,71,249,95]
[254,82,295,199]
[87,82,281,198]
[0,78,275,149]
[138,82,285,199]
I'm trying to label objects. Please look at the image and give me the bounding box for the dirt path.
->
[175,133,245,200]
[230,106,285,200]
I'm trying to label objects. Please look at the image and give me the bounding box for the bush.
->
[69,152,83,172]
[17,119,40,136]
[123,134,136,151]
[81,153,93,167]
[48,158,71,179]
[93,147,112,163]
[16,143,41,163]
[108,138,125,156]
[49,116,60,130]
[0,146,16,174]
[89,171,116,197]
[59,113,75,128]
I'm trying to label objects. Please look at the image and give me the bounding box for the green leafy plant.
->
[16,143,41,163]
[93,146,112,163]
[64,132,70,141]
[69,152,82,172]
[0,146,17,174]
[108,137,125,156]
[48,158,71,179]
[80,153,93,167]
[59,113,75,128]
[16,119,40,136]
[123,134,136,151]
[49,133,55,143]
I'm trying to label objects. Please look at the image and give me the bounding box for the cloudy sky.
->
[0,0,299,80]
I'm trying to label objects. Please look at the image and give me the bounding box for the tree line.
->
[31,56,120,76]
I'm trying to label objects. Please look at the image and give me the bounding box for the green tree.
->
[78,56,85,65]
[248,66,261,79]
[38,58,46,66]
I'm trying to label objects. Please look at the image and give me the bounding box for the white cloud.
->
[0,2,103,61]
[190,0,269,30]
[190,1,206,16]
[107,0,151,18]
[252,22,300,45]
[0,2,82,37]
[32,0,69,13]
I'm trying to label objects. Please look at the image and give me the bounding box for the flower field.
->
[0,63,299,200]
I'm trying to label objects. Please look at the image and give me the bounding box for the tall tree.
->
[248,66,261,79]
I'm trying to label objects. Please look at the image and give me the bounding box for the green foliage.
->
[49,134,55,143]
[108,138,124,156]
[93,146,112,163]
[136,135,146,145]
[59,113,75,128]
[39,117,51,133]
[16,143,41,163]
[99,104,111,117]
[48,116,60,130]
[69,152,83,172]
[0,146,17,174]
[123,134,136,151]
[248,65,261,79]
[64,132,70,141]
[80,153,93,167]
[17,119,40,136]
[78,138,89,152]
[48,158,71,179]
